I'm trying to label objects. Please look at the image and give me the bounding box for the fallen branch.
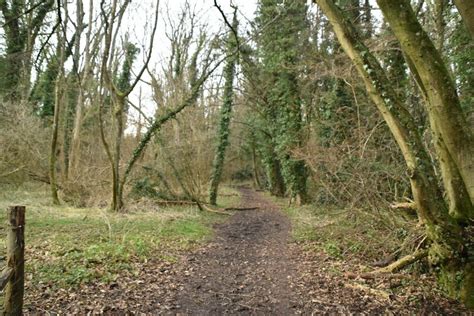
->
[154,199,233,215]
[373,249,428,274]
[155,200,201,206]
[345,282,392,300]
[223,207,259,211]
[0,166,24,178]
[200,203,231,215]
[390,202,417,218]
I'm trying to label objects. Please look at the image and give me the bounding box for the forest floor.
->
[18,186,470,314]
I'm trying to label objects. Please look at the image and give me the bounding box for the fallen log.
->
[223,207,259,211]
[200,204,232,215]
[155,200,200,206]
[373,249,428,274]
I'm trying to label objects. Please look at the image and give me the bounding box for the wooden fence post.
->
[3,206,25,315]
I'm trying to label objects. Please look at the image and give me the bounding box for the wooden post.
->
[4,206,25,315]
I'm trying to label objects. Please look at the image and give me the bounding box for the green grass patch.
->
[0,183,238,288]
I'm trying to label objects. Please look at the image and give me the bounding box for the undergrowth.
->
[267,193,421,265]
[0,183,239,288]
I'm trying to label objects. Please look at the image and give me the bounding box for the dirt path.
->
[172,187,297,314]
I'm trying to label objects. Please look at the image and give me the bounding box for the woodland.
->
[0,0,473,313]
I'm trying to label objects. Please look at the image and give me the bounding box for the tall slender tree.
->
[209,9,239,205]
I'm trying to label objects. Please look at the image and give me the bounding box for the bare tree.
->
[98,0,160,211]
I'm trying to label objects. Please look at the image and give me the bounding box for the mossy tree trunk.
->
[209,11,238,205]
[315,0,471,306]
[404,54,473,222]
[453,0,474,38]
[376,0,474,206]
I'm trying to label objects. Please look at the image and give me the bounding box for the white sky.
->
[119,0,258,131]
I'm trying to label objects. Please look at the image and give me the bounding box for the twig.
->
[213,1,239,50]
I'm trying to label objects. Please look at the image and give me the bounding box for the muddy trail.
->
[27,187,467,314]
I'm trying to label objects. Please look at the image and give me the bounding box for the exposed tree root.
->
[372,249,428,274]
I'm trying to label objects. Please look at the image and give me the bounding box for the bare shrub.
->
[0,101,50,185]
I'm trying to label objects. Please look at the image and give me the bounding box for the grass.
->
[0,182,239,288]
[263,192,415,264]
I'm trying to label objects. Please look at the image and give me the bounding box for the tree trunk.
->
[453,0,474,38]
[49,72,62,205]
[315,0,469,304]
[209,11,238,206]
[377,0,474,205]
[252,144,262,189]
[267,156,286,197]
[112,96,126,211]
[404,54,473,222]
[69,0,91,176]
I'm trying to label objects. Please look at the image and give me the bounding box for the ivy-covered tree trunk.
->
[209,11,238,205]
[265,152,286,197]
[256,0,309,204]
[315,0,471,306]
[404,54,473,223]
